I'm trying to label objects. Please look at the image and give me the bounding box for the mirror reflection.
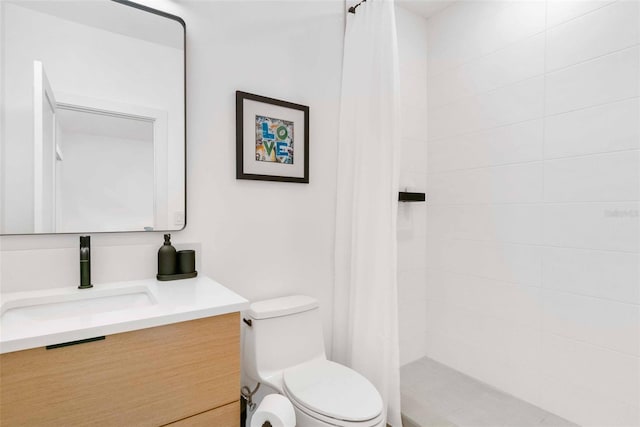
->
[1,0,185,234]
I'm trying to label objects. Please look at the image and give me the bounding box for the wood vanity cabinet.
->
[0,313,241,426]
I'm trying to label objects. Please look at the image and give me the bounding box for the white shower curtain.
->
[332,1,402,426]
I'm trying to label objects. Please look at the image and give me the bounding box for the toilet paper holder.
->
[241,382,261,411]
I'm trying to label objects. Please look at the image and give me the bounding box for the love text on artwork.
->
[255,115,294,164]
[261,122,290,157]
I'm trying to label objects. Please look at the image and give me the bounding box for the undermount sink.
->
[0,285,158,323]
[0,276,249,354]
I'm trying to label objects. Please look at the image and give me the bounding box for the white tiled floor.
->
[400,357,577,427]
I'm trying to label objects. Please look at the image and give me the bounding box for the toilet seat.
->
[282,359,384,427]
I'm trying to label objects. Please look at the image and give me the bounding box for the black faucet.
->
[79,236,93,289]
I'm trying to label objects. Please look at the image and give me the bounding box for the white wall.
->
[1,3,183,233]
[395,5,429,366]
[425,1,639,425]
[0,1,344,354]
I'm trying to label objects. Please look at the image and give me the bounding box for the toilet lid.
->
[283,359,383,422]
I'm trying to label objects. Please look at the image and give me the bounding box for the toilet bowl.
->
[242,295,385,427]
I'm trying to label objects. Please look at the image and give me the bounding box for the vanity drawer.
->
[0,313,240,426]
[164,400,240,426]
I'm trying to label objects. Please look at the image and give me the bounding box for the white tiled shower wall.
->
[396,6,429,366]
[425,1,640,425]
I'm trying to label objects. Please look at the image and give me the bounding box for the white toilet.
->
[242,295,385,427]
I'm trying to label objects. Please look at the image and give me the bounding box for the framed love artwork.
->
[236,91,309,183]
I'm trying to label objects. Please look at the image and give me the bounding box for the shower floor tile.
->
[400,357,577,427]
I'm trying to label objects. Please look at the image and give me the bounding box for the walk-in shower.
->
[395,1,639,425]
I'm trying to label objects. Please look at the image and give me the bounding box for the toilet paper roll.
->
[250,394,296,427]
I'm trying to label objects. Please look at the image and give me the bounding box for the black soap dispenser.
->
[157,233,177,278]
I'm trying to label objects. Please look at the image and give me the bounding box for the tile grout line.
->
[427,0,530,76]
[426,200,640,205]
[426,234,640,255]
[428,0,619,82]
[540,1,549,382]
[429,43,639,112]
[423,302,640,361]
[427,148,640,174]
[546,331,640,360]
[430,264,640,308]
[428,95,640,143]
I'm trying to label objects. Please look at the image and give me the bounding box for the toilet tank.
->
[242,295,326,388]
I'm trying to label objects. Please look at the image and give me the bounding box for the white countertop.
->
[0,276,249,354]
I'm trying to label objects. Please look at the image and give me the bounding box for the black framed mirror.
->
[0,0,186,235]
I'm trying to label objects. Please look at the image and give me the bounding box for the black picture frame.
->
[236,91,309,183]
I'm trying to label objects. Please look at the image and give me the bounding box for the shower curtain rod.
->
[348,0,366,14]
